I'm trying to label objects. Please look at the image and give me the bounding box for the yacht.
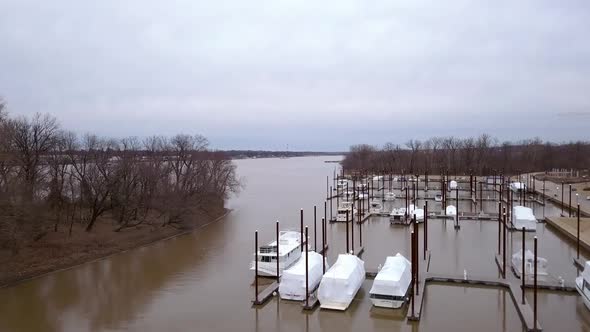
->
[317,254,365,310]
[250,231,305,277]
[336,201,357,222]
[576,261,590,310]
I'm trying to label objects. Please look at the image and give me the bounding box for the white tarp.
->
[511,249,548,276]
[446,205,457,216]
[412,208,424,221]
[513,206,537,231]
[279,252,328,301]
[510,182,525,191]
[369,254,411,297]
[449,180,458,190]
[317,254,366,310]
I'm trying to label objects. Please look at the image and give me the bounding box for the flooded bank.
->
[0,156,589,332]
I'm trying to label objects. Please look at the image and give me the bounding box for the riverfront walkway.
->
[545,216,590,251]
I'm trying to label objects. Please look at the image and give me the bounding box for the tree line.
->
[342,134,590,175]
[0,101,240,253]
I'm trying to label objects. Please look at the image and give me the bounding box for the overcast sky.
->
[1,0,589,151]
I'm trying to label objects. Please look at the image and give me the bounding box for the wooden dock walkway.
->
[545,216,590,252]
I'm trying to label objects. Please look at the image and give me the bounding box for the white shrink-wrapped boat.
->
[510,182,526,192]
[369,254,412,308]
[279,252,328,301]
[512,206,537,231]
[317,254,366,310]
[576,261,590,310]
[511,249,548,276]
[412,208,424,222]
[434,194,442,202]
[446,205,457,216]
[449,180,458,191]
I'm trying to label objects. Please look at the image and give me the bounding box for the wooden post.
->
[314,205,317,250]
[542,180,545,218]
[424,202,428,260]
[255,230,259,303]
[578,204,581,259]
[326,176,329,200]
[455,187,459,229]
[322,217,326,274]
[522,226,525,305]
[411,230,415,318]
[359,212,363,247]
[346,210,349,253]
[330,187,334,221]
[534,236,538,331]
[479,181,483,212]
[300,209,304,252]
[324,201,327,228]
[414,214,419,293]
[305,226,309,308]
[561,185,564,215]
[276,221,280,280]
[498,203,502,255]
[351,200,355,254]
[569,184,572,217]
[503,210,507,278]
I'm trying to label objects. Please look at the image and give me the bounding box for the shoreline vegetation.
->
[0,101,240,287]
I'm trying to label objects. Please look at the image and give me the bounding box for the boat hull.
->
[370,298,405,309]
[576,277,590,311]
[320,300,352,311]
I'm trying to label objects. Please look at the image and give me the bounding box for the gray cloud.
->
[1,0,589,150]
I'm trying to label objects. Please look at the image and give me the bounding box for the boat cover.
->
[511,249,548,275]
[279,252,327,301]
[369,254,411,297]
[446,205,457,216]
[317,254,365,308]
[512,206,537,231]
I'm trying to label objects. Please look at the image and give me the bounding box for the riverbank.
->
[0,207,230,288]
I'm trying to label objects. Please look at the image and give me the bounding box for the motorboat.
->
[251,231,304,277]
[512,206,537,231]
[336,202,357,222]
[317,254,365,310]
[576,261,590,310]
[279,251,328,301]
[389,207,406,222]
[369,254,412,308]
[511,249,548,276]
[384,192,396,201]
[434,194,443,202]
[370,200,383,214]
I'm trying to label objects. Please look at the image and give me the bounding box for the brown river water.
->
[0,156,589,332]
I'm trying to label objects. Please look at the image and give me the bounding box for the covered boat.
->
[510,182,526,192]
[434,194,443,202]
[369,254,412,308]
[576,261,590,310]
[412,208,424,222]
[370,200,383,214]
[511,249,548,276]
[446,205,457,216]
[384,191,396,201]
[279,252,328,301]
[449,180,458,191]
[512,206,537,231]
[317,254,366,310]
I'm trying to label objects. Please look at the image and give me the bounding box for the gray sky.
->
[1,0,589,151]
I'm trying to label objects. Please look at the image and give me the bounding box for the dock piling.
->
[522,226,525,305]
[503,210,507,278]
[424,201,428,260]
[569,184,572,218]
[305,226,309,308]
[276,222,280,280]
[534,236,538,331]
[346,210,350,253]
[322,218,326,274]
[578,204,581,259]
[300,209,304,252]
[255,230,259,304]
